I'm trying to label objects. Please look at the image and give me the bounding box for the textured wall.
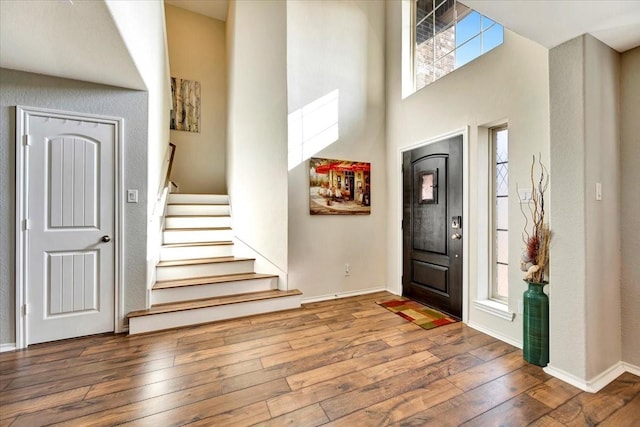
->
[165,5,227,194]
[583,35,621,380]
[0,69,148,345]
[620,46,640,368]
[286,0,387,300]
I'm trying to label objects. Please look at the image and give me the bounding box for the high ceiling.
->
[462,0,640,53]
[0,0,638,91]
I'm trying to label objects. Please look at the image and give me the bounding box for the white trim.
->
[622,362,640,377]
[397,127,470,323]
[467,320,522,349]
[544,362,626,393]
[0,343,17,353]
[15,106,124,348]
[301,286,388,304]
[473,299,515,321]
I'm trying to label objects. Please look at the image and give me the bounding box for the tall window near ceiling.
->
[412,0,503,92]
[492,126,509,301]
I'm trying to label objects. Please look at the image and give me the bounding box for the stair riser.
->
[168,194,229,205]
[156,260,255,281]
[163,229,234,244]
[165,216,232,229]
[129,295,302,335]
[151,277,277,304]
[166,205,230,216]
[160,245,234,261]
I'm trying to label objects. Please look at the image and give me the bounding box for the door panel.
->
[26,113,115,345]
[403,135,463,318]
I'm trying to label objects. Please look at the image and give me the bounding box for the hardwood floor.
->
[1,291,638,426]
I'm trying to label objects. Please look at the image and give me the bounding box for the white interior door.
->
[23,111,116,345]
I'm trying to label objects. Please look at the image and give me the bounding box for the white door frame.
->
[396,127,470,323]
[15,105,124,349]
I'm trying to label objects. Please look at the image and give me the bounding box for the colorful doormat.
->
[376,298,458,330]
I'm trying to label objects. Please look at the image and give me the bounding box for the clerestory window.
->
[411,0,504,92]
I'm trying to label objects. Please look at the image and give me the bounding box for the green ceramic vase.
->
[523,281,549,366]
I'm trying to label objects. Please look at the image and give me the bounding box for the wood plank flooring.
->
[1,291,638,426]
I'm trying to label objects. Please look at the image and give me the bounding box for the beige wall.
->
[620,46,640,367]
[287,0,387,300]
[226,0,288,272]
[166,5,227,194]
[386,1,550,345]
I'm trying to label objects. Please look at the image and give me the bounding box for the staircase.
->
[128,193,302,335]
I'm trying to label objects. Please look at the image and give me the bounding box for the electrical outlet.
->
[127,189,138,203]
[344,263,350,276]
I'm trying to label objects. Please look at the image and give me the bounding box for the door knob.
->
[101,235,111,243]
[451,233,462,240]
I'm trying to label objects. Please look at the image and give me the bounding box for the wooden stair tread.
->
[153,272,277,289]
[167,203,230,206]
[161,241,233,248]
[128,289,302,318]
[157,256,253,268]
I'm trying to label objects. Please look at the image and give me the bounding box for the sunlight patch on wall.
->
[288,89,339,170]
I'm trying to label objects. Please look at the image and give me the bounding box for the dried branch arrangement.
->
[519,154,551,283]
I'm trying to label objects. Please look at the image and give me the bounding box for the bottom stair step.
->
[128,289,302,335]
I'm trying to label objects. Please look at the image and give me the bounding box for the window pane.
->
[481,15,495,31]
[496,196,508,230]
[495,129,508,162]
[482,22,504,53]
[435,51,455,80]
[496,263,509,299]
[415,36,434,89]
[456,10,480,47]
[496,163,508,196]
[496,230,508,264]
[455,34,481,68]
[435,22,456,60]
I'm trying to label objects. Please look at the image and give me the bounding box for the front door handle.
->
[451,233,462,240]
[101,235,111,243]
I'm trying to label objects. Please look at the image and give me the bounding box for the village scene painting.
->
[309,157,371,215]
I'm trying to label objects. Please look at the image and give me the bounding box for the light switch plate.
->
[518,188,532,204]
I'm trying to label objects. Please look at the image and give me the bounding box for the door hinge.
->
[23,135,32,146]
[23,304,29,316]
[23,219,30,231]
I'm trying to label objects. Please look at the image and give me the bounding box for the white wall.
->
[549,35,623,384]
[286,0,387,300]
[386,1,550,344]
[620,46,640,368]
[165,5,227,194]
[226,0,288,273]
[0,69,149,344]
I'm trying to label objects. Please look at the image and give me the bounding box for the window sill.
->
[473,299,515,322]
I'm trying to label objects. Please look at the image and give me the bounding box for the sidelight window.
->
[492,125,509,301]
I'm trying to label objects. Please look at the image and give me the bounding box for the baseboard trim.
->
[0,343,17,353]
[467,320,522,349]
[544,362,628,393]
[622,362,640,377]
[301,286,387,304]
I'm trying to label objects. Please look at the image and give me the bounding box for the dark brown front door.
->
[403,135,463,318]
